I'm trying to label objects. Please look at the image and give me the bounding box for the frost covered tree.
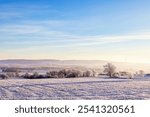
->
[139,70,144,77]
[103,63,116,78]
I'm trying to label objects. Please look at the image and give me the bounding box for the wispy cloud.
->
[1,21,150,47]
[0,3,61,20]
[0,0,150,62]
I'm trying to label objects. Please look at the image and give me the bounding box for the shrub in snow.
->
[0,74,9,79]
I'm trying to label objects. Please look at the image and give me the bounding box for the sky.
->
[0,0,150,63]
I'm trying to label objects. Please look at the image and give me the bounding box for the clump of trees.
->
[23,72,47,79]
[103,63,137,79]
[1,63,143,80]
[0,74,9,79]
[0,66,96,79]
[0,69,20,80]
[22,69,94,79]
[0,67,20,79]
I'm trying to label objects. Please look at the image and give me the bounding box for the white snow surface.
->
[0,77,150,100]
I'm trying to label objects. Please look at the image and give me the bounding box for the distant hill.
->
[0,59,150,73]
[0,59,108,67]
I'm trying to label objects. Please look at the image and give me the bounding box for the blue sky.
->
[0,0,150,63]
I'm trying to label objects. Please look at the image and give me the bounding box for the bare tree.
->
[103,63,116,78]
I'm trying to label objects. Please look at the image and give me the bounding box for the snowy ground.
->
[0,77,150,100]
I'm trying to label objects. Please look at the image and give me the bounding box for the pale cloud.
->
[1,22,150,47]
[0,3,61,20]
[0,12,23,19]
[100,33,150,41]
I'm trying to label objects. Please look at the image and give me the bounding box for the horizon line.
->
[0,58,150,64]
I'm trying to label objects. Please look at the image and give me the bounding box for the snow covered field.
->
[0,77,150,100]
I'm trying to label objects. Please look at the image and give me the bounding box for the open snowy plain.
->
[0,77,150,100]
